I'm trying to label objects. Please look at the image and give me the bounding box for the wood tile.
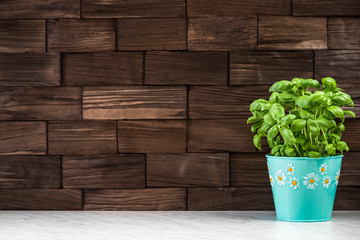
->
[147,153,229,187]
[0,122,46,155]
[84,188,186,210]
[0,0,80,19]
[188,119,255,152]
[0,156,60,188]
[315,50,360,84]
[63,154,145,189]
[0,53,60,86]
[48,121,117,155]
[188,0,291,16]
[189,86,271,119]
[82,0,185,18]
[230,51,313,85]
[334,187,360,210]
[188,17,257,51]
[145,52,228,85]
[117,120,186,153]
[339,153,360,187]
[0,20,45,52]
[188,187,274,210]
[0,87,81,120]
[117,18,186,51]
[328,18,360,50]
[0,189,82,210]
[62,52,143,86]
[342,119,360,152]
[47,19,116,52]
[83,86,186,120]
[258,16,327,50]
[293,0,360,16]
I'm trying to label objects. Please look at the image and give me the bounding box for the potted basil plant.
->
[247,77,355,222]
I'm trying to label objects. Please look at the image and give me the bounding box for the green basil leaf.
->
[279,127,296,145]
[323,108,336,120]
[299,109,312,120]
[269,103,285,120]
[250,99,268,112]
[344,110,356,118]
[302,140,310,150]
[291,119,306,132]
[307,120,320,136]
[251,120,263,133]
[308,151,321,158]
[315,117,333,129]
[263,113,276,125]
[322,77,337,91]
[253,133,262,150]
[338,123,345,132]
[310,91,328,104]
[267,138,274,148]
[280,114,296,126]
[247,116,260,124]
[258,123,272,133]
[271,145,282,155]
[325,144,336,155]
[327,106,344,122]
[267,125,279,141]
[336,141,347,151]
[302,79,320,89]
[269,92,280,104]
[296,135,306,144]
[296,95,312,108]
[285,146,297,157]
[269,80,292,92]
[332,92,354,107]
[279,92,297,101]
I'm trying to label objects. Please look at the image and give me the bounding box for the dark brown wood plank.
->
[82,0,185,18]
[0,53,60,86]
[342,119,360,152]
[84,188,186,210]
[334,187,360,210]
[188,17,257,51]
[189,86,271,119]
[315,50,360,84]
[293,0,360,16]
[117,120,186,153]
[0,156,60,188]
[48,121,117,155]
[188,0,291,16]
[329,18,360,50]
[63,154,145,189]
[339,153,360,187]
[0,20,45,52]
[188,187,274,210]
[145,52,228,85]
[258,16,327,50]
[147,153,229,187]
[0,122,46,155]
[117,18,186,51]
[0,0,80,19]
[0,87,81,120]
[339,84,360,117]
[188,119,255,152]
[47,19,116,52]
[62,52,143,86]
[0,189,82,210]
[230,51,313,85]
[83,86,186,120]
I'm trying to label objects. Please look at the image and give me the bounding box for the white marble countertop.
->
[0,211,358,240]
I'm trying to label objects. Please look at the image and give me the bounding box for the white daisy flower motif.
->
[335,170,340,186]
[286,163,295,175]
[269,175,274,186]
[319,163,328,175]
[303,172,320,190]
[289,176,300,190]
[267,162,270,174]
[323,176,332,188]
[275,170,287,186]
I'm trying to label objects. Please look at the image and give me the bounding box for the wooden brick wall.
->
[0,0,359,211]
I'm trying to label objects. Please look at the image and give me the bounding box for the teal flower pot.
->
[266,154,342,222]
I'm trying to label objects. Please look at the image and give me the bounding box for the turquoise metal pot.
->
[266,154,343,222]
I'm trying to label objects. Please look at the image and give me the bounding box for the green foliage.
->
[247,77,355,158]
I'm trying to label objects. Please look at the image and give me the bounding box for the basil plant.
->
[247,77,355,158]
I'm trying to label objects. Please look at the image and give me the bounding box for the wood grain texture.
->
[63,154,145,189]
[117,120,186,153]
[0,156,60,188]
[0,122,46,155]
[230,51,313,85]
[188,0,291,16]
[82,0,185,18]
[328,18,360,50]
[147,153,229,187]
[189,86,271,119]
[340,84,360,117]
[188,187,274,210]
[0,0,80,19]
[0,20,45,52]
[342,119,360,152]
[62,52,143,86]
[258,16,327,50]
[83,86,186,120]
[48,121,117,155]
[0,53,60,86]
[117,18,186,51]
[188,17,257,51]
[0,189,82,210]
[293,0,360,16]
[145,52,228,85]
[84,188,186,210]
[315,50,360,84]
[334,187,360,210]
[188,120,255,152]
[0,87,81,120]
[339,153,360,187]
[47,19,116,52]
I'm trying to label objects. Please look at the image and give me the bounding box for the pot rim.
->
[266,154,343,161]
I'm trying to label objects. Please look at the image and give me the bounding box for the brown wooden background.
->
[0,0,359,210]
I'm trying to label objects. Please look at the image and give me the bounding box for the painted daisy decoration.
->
[303,172,320,190]
[289,176,300,190]
[335,169,340,186]
[275,170,287,186]
[323,176,332,188]
[286,163,295,175]
[269,175,274,186]
[319,163,328,175]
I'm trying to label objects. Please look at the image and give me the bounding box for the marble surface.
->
[0,211,359,240]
